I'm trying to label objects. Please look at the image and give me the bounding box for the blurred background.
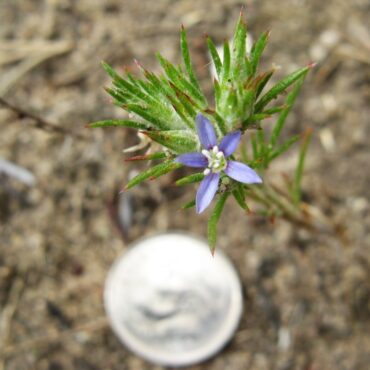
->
[0,0,369,369]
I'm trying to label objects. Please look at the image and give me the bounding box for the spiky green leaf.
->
[232,183,249,210]
[221,41,231,82]
[144,130,199,154]
[88,119,151,130]
[268,135,300,161]
[255,65,312,112]
[250,31,269,75]
[207,37,222,78]
[176,172,204,186]
[292,129,312,204]
[269,73,307,147]
[208,192,229,253]
[180,27,203,94]
[232,15,248,80]
[157,53,207,107]
[182,199,196,209]
[255,69,275,98]
[125,152,167,161]
[125,161,181,190]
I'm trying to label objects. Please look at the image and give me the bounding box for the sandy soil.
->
[1,0,370,369]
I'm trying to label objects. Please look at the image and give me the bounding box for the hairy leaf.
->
[144,130,199,154]
[88,119,150,130]
[125,161,181,190]
[176,172,204,186]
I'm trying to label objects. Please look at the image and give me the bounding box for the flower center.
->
[202,146,227,175]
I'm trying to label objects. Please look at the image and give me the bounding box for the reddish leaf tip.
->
[125,155,144,162]
[301,127,313,140]
[134,59,145,71]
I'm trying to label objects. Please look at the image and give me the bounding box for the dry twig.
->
[0,97,86,140]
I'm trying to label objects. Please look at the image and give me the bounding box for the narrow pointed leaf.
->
[125,103,174,130]
[268,135,300,161]
[240,89,256,123]
[176,172,204,186]
[256,129,267,165]
[255,65,311,112]
[263,105,288,115]
[292,129,312,205]
[144,69,174,99]
[135,79,162,102]
[104,87,129,104]
[180,27,202,93]
[144,130,199,154]
[214,78,221,107]
[232,15,247,79]
[112,77,154,104]
[101,61,122,81]
[250,31,270,75]
[182,199,196,209]
[157,53,207,107]
[251,133,258,159]
[255,69,275,98]
[164,90,194,129]
[125,152,167,161]
[125,161,182,190]
[245,57,253,77]
[269,73,307,147]
[207,37,222,78]
[102,62,157,106]
[232,183,249,210]
[203,108,227,136]
[221,41,231,82]
[168,82,197,126]
[88,119,151,130]
[207,192,229,253]
[244,113,271,125]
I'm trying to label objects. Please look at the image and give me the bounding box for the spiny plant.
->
[89,13,314,253]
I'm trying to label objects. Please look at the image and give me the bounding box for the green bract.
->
[89,13,313,252]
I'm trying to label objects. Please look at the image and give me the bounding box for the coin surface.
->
[104,233,243,367]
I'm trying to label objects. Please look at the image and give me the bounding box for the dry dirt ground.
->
[1,0,370,369]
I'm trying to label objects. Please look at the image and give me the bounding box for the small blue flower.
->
[175,113,262,214]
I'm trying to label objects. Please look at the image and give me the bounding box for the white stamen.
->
[201,149,211,159]
[201,145,227,174]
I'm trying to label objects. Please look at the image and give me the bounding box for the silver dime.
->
[104,233,243,367]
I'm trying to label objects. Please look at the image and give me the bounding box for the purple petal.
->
[219,131,241,157]
[195,113,217,149]
[175,152,207,168]
[224,161,262,184]
[196,172,220,214]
